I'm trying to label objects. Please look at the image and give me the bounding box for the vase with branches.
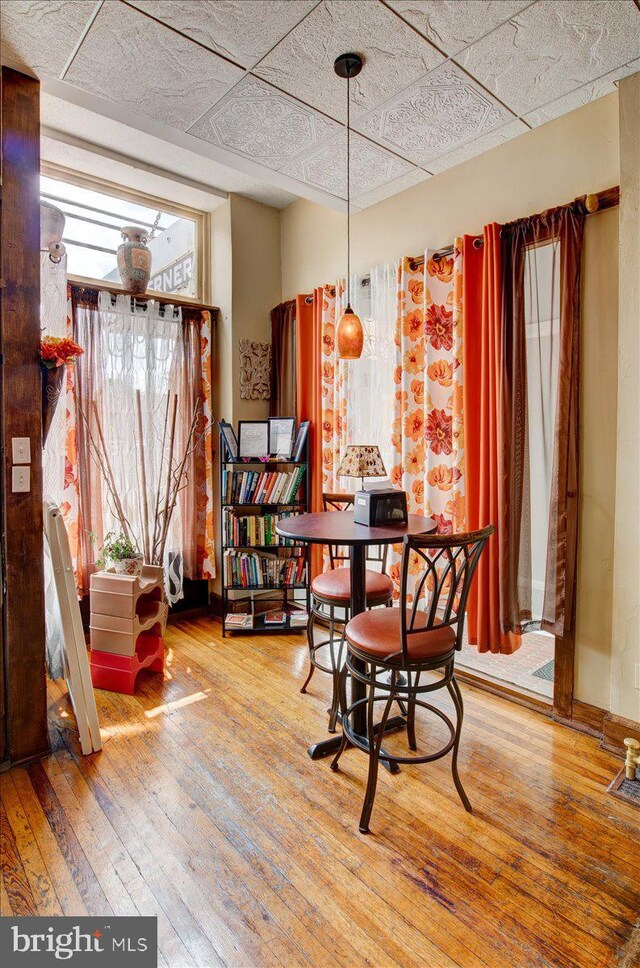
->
[79,389,203,593]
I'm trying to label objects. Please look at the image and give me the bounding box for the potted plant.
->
[39,334,84,445]
[96,532,144,577]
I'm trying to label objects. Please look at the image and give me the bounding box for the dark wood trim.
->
[602,712,640,756]
[553,699,605,739]
[0,68,49,765]
[552,632,574,720]
[67,279,219,316]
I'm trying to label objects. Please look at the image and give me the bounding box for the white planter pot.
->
[110,556,144,577]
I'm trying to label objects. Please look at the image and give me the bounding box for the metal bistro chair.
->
[331,526,493,833]
[301,492,394,732]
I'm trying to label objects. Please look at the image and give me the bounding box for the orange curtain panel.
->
[295,291,323,578]
[463,228,521,654]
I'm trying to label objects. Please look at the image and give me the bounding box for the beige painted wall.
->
[611,73,640,722]
[230,193,281,421]
[210,193,282,592]
[279,92,624,711]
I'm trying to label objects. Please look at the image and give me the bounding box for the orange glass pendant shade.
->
[336,304,364,359]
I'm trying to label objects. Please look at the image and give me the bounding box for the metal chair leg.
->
[407,670,420,751]
[447,675,472,814]
[300,607,316,693]
[330,665,349,771]
[359,664,395,834]
[328,626,347,733]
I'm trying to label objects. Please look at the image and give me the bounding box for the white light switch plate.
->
[12,437,31,464]
[12,465,30,493]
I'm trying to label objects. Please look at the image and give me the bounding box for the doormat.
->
[607,765,640,808]
[533,659,555,681]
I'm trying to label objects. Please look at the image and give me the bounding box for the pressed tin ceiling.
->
[1,0,639,210]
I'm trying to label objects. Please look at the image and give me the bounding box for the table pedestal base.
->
[307,714,406,774]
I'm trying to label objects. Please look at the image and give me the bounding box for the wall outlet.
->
[11,465,30,493]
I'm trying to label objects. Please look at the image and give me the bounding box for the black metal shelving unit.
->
[219,428,311,636]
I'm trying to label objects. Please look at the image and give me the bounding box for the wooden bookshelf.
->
[219,428,310,636]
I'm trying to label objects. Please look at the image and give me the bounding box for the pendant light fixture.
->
[334,52,364,360]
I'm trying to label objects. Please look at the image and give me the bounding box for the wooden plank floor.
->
[1,616,639,968]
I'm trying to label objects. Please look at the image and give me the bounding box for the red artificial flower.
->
[39,335,84,369]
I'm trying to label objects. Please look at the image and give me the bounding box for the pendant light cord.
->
[346,70,351,308]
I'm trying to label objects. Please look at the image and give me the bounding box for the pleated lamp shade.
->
[336,304,364,359]
[337,445,386,486]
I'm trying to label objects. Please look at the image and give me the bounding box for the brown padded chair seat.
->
[312,566,393,603]
[346,607,456,662]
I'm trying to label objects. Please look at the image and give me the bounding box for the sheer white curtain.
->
[75,293,187,602]
[524,241,561,620]
[41,252,69,678]
[345,263,398,477]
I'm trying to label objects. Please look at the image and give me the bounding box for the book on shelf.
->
[289,608,309,627]
[224,612,254,629]
[222,509,300,547]
[264,610,286,625]
[223,549,307,588]
[222,467,305,505]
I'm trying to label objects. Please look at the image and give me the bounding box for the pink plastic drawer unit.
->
[89,565,167,693]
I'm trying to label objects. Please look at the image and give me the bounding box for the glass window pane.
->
[40,175,197,297]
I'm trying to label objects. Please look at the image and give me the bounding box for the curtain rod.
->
[357,186,619,286]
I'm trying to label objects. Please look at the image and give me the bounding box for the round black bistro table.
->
[276,510,436,762]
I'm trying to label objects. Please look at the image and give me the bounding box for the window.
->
[524,240,561,619]
[40,166,206,300]
[346,265,397,478]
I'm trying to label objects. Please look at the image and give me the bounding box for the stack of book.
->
[222,467,305,505]
[224,613,254,630]
[223,550,307,589]
[288,608,309,628]
[223,509,299,547]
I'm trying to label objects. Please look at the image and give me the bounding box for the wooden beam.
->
[0,68,49,764]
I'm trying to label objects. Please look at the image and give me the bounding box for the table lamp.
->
[337,445,386,491]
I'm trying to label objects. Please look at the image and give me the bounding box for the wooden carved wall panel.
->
[239,339,271,400]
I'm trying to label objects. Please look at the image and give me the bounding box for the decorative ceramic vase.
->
[41,365,65,446]
[110,556,144,577]
[117,226,151,295]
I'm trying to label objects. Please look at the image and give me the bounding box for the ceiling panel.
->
[253,0,444,122]
[64,1,244,131]
[386,0,531,56]
[282,131,414,198]
[188,75,340,172]
[427,118,528,174]
[356,61,513,167]
[457,0,640,115]
[353,167,431,210]
[0,0,97,77]
[128,0,317,69]
[523,59,640,127]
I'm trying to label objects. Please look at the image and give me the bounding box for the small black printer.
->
[353,488,408,527]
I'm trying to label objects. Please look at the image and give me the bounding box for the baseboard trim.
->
[601,711,640,756]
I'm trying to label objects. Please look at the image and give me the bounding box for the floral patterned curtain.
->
[320,283,350,491]
[61,284,84,593]
[388,244,464,598]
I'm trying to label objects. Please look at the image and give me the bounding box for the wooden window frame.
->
[40,161,211,305]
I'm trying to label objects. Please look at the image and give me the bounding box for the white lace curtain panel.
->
[42,252,69,678]
[74,293,189,604]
